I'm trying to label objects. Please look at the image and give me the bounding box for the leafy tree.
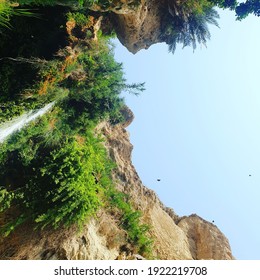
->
[62,38,144,125]
[209,0,238,10]
[163,2,219,53]
[168,0,214,16]
[235,0,260,20]
[208,0,260,19]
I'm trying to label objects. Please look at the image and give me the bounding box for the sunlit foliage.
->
[164,1,219,53]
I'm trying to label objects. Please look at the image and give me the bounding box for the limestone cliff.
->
[0,108,234,260]
[91,0,169,53]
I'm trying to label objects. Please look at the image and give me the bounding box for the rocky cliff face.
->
[91,0,168,53]
[108,0,167,53]
[0,108,234,260]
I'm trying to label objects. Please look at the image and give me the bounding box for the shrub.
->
[0,123,113,234]
[107,189,153,257]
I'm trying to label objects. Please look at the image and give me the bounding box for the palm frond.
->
[0,1,38,32]
[165,2,220,54]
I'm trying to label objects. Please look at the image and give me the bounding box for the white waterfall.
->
[0,102,55,143]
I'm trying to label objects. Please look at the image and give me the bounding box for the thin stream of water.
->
[0,102,55,143]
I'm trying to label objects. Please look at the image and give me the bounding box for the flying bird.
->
[157,179,161,182]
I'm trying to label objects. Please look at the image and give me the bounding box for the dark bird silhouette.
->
[157,179,161,182]
[249,174,252,177]
[212,220,215,223]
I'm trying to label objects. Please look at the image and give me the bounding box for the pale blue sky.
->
[113,9,260,260]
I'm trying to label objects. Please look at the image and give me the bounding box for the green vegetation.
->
[0,1,15,29]
[0,0,257,259]
[209,0,260,19]
[67,11,91,27]
[164,2,219,53]
[107,189,153,256]
[0,95,151,254]
[0,0,35,32]
[0,4,150,257]
[0,4,69,122]
[0,123,108,234]
[164,0,259,53]
[235,0,260,20]
[166,0,260,20]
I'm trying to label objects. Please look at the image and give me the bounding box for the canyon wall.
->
[0,109,234,260]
